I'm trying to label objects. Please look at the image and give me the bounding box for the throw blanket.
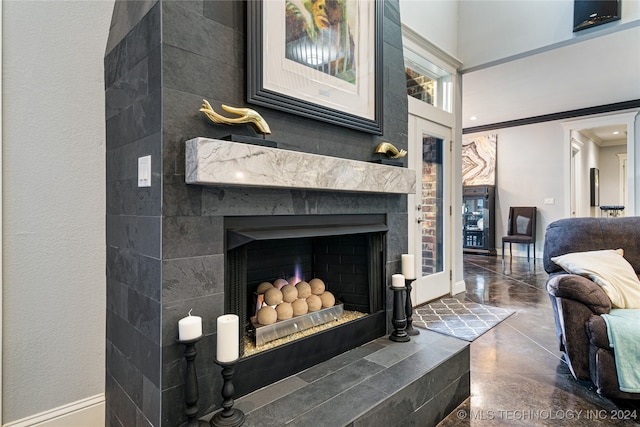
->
[602,309,640,393]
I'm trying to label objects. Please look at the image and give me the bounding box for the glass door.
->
[408,115,451,305]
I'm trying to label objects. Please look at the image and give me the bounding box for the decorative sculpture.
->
[200,99,272,135]
[374,142,407,159]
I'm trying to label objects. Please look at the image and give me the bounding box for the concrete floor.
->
[438,254,640,426]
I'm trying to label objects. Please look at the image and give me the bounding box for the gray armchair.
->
[544,216,640,400]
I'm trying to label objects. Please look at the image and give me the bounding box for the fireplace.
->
[227,214,388,395]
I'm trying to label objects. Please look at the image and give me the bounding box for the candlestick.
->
[217,314,239,363]
[405,279,420,336]
[389,285,409,342]
[178,335,209,427]
[210,359,245,427]
[179,310,203,341]
[392,273,405,288]
[401,254,416,280]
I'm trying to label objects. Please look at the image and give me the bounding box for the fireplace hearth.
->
[226,214,388,395]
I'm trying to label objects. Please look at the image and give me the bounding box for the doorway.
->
[408,116,452,305]
[563,112,637,218]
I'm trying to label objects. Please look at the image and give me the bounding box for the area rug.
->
[412,298,514,341]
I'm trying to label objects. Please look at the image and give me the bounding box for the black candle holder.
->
[210,359,245,427]
[178,335,209,427]
[404,279,420,336]
[389,286,410,342]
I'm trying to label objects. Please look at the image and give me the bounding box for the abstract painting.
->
[462,134,497,186]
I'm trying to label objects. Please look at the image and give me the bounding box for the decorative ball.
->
[256,306,277,325]
[273,278,288,289]
[319,291,335,308]
[281,284,298,302]
[309,278,325,295]
[276,302,293,320]
[288,277,299,286]
[256,282,273,294]
[295,281,311,298]
[292,299,308,316]
[264,287,283,305]
[306,294,322,312]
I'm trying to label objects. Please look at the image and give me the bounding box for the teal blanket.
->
[602,309,640,393]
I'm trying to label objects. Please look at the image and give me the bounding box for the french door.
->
[408,115,451,305]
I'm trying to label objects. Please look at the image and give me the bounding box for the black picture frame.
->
[573,0,621,32]
[247,0,383,134]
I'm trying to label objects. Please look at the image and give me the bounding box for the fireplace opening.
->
[225,214,388,396]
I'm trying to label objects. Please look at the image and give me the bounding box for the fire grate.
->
[248,304,344,346]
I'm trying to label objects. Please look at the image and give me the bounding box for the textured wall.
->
[105,1,408,425]
[2,0,112,422]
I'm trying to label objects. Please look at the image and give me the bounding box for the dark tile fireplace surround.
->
[104,1,419,426]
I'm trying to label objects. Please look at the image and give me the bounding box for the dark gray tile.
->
[128,287,161,345]
[162,254,224,302]
[242,359,386,426]
[297,342,386,383]
[161,215,223,259]
[107,215,161,259]
[287,383,389,427]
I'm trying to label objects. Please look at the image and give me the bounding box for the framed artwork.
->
[590,167,599,206]
[462,134,497,186]
[247,0,383,134]
[573,0,621,32]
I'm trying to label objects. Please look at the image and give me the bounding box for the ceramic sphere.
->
[256,306,277,325]
[276,302,293,320]
[309,278,326,295]
[292,299,308,316]
[306,294,322,312]
[295,281,312,298]
[264,287,283,305]
[281,284,298,302]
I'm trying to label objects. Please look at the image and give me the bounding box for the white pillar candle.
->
[178,310,203,341]
[392,273,405,288]
[216,314,239,363]
[401,254,416,280]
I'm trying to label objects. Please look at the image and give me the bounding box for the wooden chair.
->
[502,207,537,260]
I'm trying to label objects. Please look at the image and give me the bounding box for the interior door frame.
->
[563,112,638,217]
[408,113,453,305]
[403,23,464,302]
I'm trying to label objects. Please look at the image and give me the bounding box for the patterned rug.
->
[412,298,514,341]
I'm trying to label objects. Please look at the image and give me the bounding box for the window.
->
[404,47,452,113]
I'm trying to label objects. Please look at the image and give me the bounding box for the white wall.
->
[466,122,566,258]
[400,0,459,58]
[2,0,113,423]
[461,25,640,129]
[599,144,627,208]
[458,0,640,69]
[571,130,600,217]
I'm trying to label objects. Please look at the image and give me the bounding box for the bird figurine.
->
[374,142,407,159]
[199,100,272,135]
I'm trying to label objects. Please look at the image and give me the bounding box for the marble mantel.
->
[185,137,416,194]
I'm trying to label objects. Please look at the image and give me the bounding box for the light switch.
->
[544,198,555,205]
[138,155,151,187]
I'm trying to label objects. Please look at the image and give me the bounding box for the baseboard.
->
[3,394,104,427]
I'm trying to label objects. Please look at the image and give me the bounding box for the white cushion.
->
[551,249,640,309]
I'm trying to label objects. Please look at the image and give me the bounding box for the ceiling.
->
[461,27,640,130]
[578,124,628,147]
